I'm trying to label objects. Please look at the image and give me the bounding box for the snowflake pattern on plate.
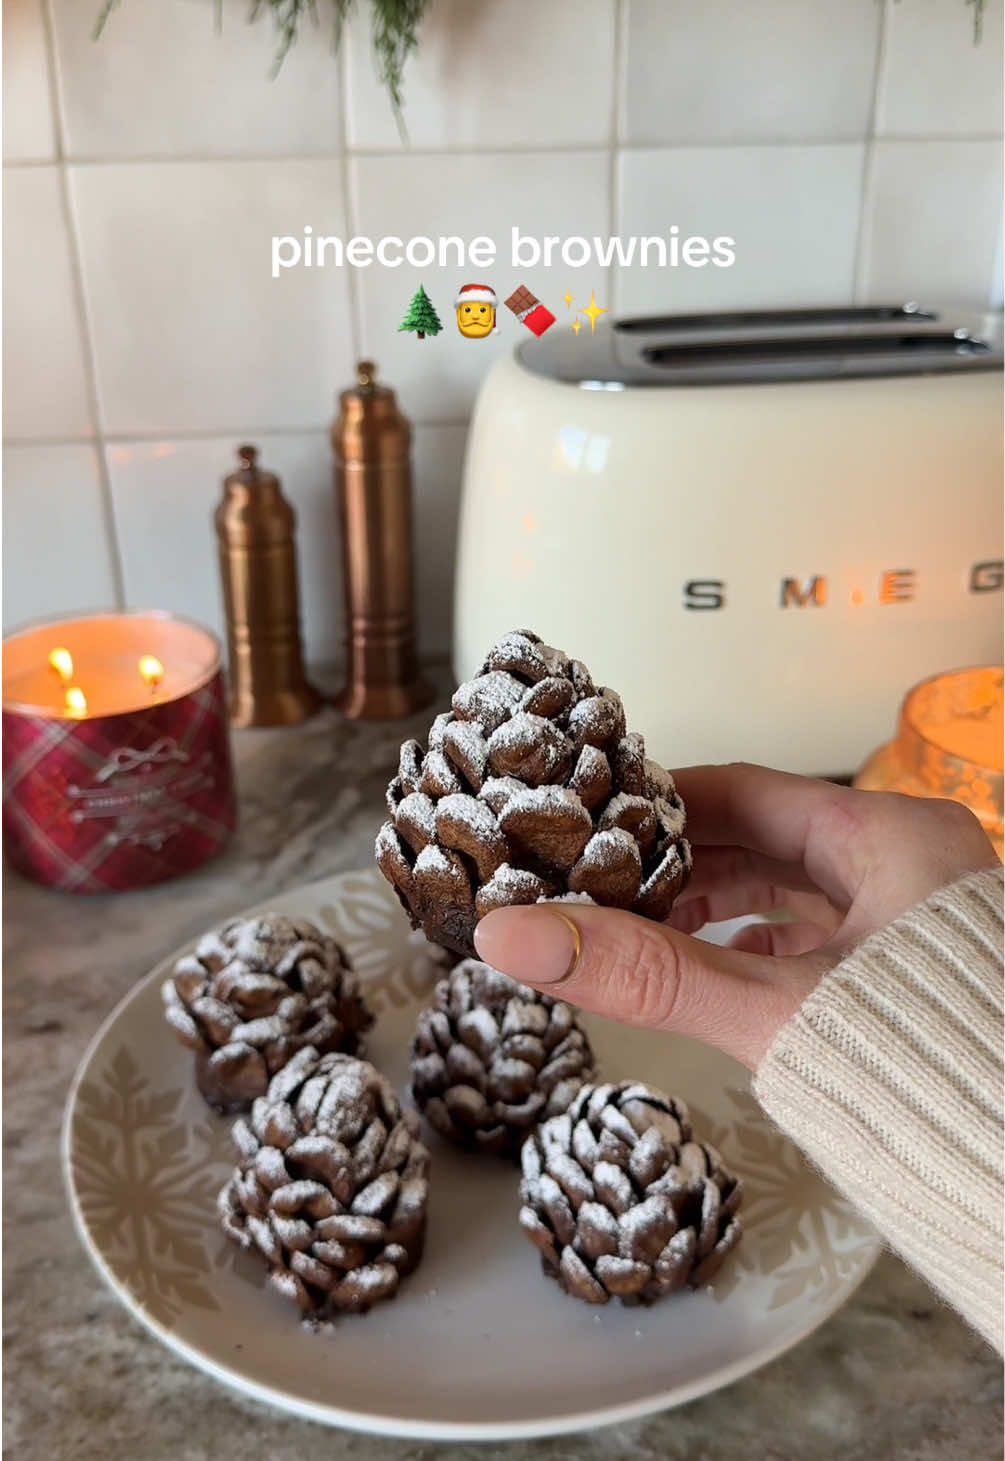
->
[319,873,450,1018]
[71,1045,235,1325]
[694,1088,878,1308]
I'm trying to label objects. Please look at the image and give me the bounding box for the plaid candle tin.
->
[3,612,237,893]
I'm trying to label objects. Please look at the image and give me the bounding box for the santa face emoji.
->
[455,283,499,338]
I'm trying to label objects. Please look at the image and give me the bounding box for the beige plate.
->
[63,868,880,1441]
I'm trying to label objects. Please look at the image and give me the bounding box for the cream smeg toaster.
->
[454,305,1004,775]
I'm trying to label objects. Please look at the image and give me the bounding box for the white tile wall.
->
[3,0,1003,656]
[105,434,340,661]
[49,0,343,160]
[3,444,117,627]
[68,158,353,435]
[3,166,94,439]
[2,0,56,163]
[622,0,881,144]
[617,146,865,312]
[858,140,1004,303]
[875,0,1004,137]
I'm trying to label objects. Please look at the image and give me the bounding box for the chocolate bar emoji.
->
[504,285,556,337]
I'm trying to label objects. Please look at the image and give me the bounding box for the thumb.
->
[473,904,824,1070]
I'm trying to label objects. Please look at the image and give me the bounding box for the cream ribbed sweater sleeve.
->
[753,866,1004,1351]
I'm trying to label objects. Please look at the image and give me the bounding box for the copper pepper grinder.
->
[332,362,434,718]
[215,444,321,727]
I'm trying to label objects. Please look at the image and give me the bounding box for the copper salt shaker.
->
[332,361,434,718]
[215,444,321,727]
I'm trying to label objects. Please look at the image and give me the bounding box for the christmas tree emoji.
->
[398,285,443,339]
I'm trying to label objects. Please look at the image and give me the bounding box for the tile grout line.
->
[37,0,63,166]
[10,135,1004,171]
[852,0,891,304]
[607,0,626,314]
[609,0,625,231]
[40,0,126,609]
[3,420,473,450]
[337,37,365,369]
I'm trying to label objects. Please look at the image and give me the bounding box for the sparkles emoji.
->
[577,289,609,334]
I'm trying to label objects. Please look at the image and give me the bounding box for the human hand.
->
[473,763,999,1070]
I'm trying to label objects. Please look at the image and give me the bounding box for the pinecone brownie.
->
[376,629,691,955]
[162,914,374,1113]
[218,1048,430,1318]
[411,959,596,1157]
[519,1081,742,1306]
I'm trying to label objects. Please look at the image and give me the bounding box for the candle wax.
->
[923,714,1004,773]
[2,613,220,720]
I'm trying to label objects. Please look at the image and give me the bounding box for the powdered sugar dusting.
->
[397,791,437,841]
[415,843,455,876]
[442,718,488,785]
[654,795,686,842]
[478,776,526,814]
[452,671,525,734]
[576,827,641,871]
[436,792,498,840]
[504,784,588,821]
[478,863,548,903]
[427,712,453,750]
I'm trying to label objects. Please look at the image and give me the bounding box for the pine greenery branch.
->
[95,0,432,120]
[93,1,988,119]
[350,0,429,115]
[891,0,985,43]
[966,0,986,43]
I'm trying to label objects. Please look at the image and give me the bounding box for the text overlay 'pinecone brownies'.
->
[376,631,692,955]
[520,1082,742,1306]
[162,915,374,1113]
[218,1049,430,1318]
[411,959,596,1157]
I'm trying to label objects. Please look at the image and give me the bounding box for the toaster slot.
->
[642,331,992,371]
[516,301,1003,385]
[616,305,938,334]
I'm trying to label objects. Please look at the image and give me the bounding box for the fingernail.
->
[474,906,582,986]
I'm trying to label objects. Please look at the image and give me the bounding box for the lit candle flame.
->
[65,686,88,719]
[48,647,74,682]
[138,654,165,689]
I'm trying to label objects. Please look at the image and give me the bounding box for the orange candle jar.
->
[2,611,236,892]
[855,666,1004,858]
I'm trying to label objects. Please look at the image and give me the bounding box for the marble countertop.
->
[4,683,1002,1461]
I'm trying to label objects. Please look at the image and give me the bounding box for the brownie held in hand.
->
[376,630,692,956]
